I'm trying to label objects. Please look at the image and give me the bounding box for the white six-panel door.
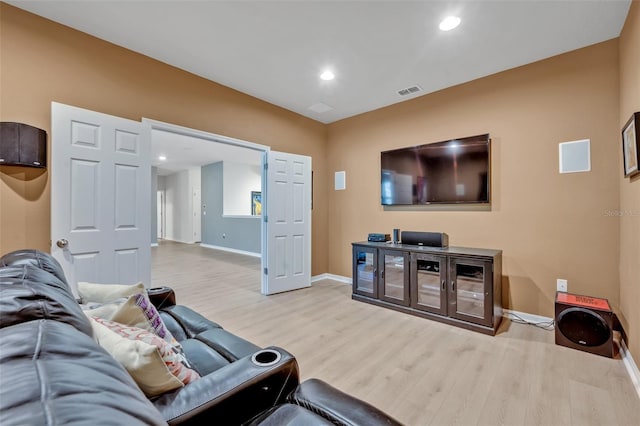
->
[263,151,311,295]
[193,187,202,243]
[51,103,150,295]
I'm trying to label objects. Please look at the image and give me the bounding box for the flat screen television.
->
[381,134,490,205]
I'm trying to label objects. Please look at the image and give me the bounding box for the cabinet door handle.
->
[451,281,456,291]
[442,280,445,291]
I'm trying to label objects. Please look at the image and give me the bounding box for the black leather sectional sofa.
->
[0,249,402,425]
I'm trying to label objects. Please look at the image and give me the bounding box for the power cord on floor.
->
[505,312,555,331]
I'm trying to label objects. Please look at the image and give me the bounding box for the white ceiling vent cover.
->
[397,85,422,96]
[308,102,333,113]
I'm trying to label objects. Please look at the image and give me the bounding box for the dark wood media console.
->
[352,242,503,335]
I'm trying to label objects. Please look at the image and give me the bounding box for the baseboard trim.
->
[503,309,553,324]
[151,243,158,247]
[200,243,261,258]
[620,339,640,400]
[162,237,194,244]
[311,273,351,284]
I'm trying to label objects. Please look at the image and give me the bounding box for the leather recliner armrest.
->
[160,305,222,337]
[288,378,404,426]
[152,346,300,425]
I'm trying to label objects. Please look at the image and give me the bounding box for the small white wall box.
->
[335,171,346,190]
[559,139,591,173]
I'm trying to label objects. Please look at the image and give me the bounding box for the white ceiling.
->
[151,129,263,176]
[9,1,631,124]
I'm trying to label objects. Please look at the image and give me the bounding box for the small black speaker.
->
[400,231,449,248]
[0,122,47,168]
[555,292,614,358]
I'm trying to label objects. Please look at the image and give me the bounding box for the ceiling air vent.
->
[308,102,333,113]
[397,85,422,96]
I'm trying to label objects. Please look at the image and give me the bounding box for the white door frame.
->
[157,190,164,240]
[141,119,271,290]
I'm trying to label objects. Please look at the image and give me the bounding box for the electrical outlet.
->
[557,279,568,292]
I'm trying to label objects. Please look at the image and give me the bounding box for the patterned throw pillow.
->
[90,316,200,397]
[131,293,173,341]
[81,286,180,349]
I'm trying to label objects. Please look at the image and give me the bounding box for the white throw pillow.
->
[78,281,146,304]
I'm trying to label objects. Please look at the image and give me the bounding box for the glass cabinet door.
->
[352,246,378,298]
[448,257,492,327]
[378,249,410,306]
[410,253,447,315]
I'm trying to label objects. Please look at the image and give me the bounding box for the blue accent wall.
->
[201,162,261,254]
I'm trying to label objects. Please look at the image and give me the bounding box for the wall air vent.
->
[397,85,422,96]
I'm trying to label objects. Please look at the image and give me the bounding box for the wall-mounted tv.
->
[381,134,490,205]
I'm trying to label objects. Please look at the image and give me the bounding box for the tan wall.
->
[0,3,636,354]
[0,4,328,275]
[618,1,640,361]
[327,40,621,318]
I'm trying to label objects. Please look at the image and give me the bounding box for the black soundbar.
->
[400,231,449,248]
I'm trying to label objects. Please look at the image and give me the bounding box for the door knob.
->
[56,239,69,248]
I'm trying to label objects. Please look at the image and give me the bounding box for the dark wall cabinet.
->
[0,122,47,168]
[353,242,502,335]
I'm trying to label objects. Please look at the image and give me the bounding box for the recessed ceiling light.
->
[320,70,335,81]
[158,155,167,161]
[439,16,461,31]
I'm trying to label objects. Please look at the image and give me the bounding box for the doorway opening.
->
[51,103,310,296]
[144,118,268,290]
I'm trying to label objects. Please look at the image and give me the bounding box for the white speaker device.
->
[335,171,346,190]
[559,139,591,174]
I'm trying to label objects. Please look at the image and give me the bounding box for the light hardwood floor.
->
[152,241,640,426]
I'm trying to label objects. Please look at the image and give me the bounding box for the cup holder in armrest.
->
[251,349,282,367]
[146,286,176,309]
